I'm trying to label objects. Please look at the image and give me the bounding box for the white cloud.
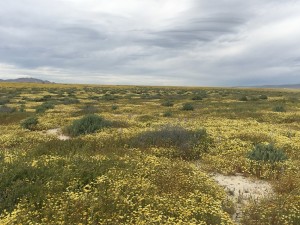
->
[0,0,300,86]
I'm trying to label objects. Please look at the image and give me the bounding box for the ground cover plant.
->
[0,82,299,224]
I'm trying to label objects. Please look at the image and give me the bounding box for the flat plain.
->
[0,82,299,224]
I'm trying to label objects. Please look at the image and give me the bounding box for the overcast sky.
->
[1,0,300,86]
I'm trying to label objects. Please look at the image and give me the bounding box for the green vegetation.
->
[247,143,287,163]
[130,125,211,160]
[0,82,300,224]
[273,105,286,112]
[182,102,194,110]
[65,114,111,137]
[21,117,38,130]
[36,101,55,113]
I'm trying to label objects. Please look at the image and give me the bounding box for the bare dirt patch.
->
[42,128,70,140]
[212,173,273,223]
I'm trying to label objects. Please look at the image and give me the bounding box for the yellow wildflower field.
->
[0,82,299,224]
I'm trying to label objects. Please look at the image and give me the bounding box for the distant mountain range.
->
[0,78,53,84]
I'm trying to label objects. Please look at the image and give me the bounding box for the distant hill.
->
[0,78,53,84]
[256,84,300,89]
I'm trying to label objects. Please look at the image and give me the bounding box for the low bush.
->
[61,98,80,105]
[102,94,116,100]
[163,111,172,117]
[0,98,9,105]
[239,96,248,101]
[65,114,111,137]
[78,104,99,115]
[273,105,286,112]
[247,143,287,163]
[192,95,203,100]
[111,105,118,110]
[130,125,212,160]
[0,106,16,113]
[21,117,38,130]
[182,103,194,111]
[259,94,268,100]
[36,101,55,113]
[161,100,174,107]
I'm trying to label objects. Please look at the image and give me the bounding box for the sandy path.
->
[212,173,273,223]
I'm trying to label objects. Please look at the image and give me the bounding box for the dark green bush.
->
[111,105,118,110]
[19,104,26,112]
[61,98,80,105]
[130,125,212,160]
[0,98,9,105]
[65,114,111,137]
[182,103,194,111]
[163,111,172,117]
[21,117,38,130]
[239,96,248,101]
[34,95,52,102]
[36,102,55,113]
[0,106,16,113]
[273,105,286,112]
[259,95,268,100]
[247,143,287,163]
[102,94,116,100]
[161,100,174,107]
[192,95,203,100]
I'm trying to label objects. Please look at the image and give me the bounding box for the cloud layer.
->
[1,0,300,86]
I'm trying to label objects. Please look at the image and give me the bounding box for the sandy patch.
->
[43,128,70,140]
[212,173,273,223]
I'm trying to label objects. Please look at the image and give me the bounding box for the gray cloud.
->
[0,0,300,86]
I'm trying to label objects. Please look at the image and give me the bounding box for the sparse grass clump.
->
[65,114,111,137]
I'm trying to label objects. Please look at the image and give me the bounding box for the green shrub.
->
[61,98,80,105]
[0,106,16,113]
[111,105,118,110]
[21,117,38,130]
[36,102,55,113]
[182,103,194,111]
[19,104,26,112]
[161,100,174,107]
[259,95,268,100]
[239,96,248,101]
[163,111,172,117]
[247,143,287,163]
[102,94,116,100]
[138,115,155,122]
[34,95,52,102]
[273,105,286,112]
[130,125,212,160]
[0,98,9,105]
[192,95,203,100]
[65,114,110,137]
